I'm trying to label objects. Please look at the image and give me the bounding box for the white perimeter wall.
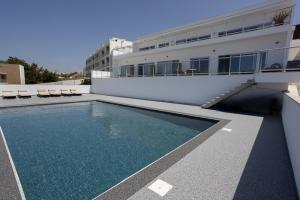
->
[19,65,25,85]
[290,39,300,60]
[92,75,253,105]
[255,72,300,83]
[0,84,90,96]
[39,79,83,85]
[282,93,300,196]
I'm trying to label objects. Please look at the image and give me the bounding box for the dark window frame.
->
[190,57,209,74]
[158,42,170,48]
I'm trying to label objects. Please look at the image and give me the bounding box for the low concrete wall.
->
[40,79,83,85]
[0,84,90,96]
[255,72,300,83]
[282,93,300,196]
[92,75,253,105]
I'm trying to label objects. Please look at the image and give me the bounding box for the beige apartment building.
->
[0,64,25,84]
[84,38,132,79]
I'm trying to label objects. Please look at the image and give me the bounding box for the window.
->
[187,37,198,43]
[184,35,211,44]
[218,56,230,74]
[227,28,243,35]
[156,62,165,75]
[240,53,257,72]
[176,39,186,45]
[120,66,126,77]
[137,63,155,76]
[218,22,273,38]
[158,42,169,48]
[129,65,134,76]
[259,51,267,70]
[244,24,263,32]
[219,28,243,37]
[190,57,209,74]
[120,65,134,77]
[198,35,211,40]
[139,45,155,51]
[218,53,257,74]
[138,65,143,76]
[0,74,7,83]
[230,55,240,73]
[156,60,181,75]
[218,31,227,37]
[190,59,199,71]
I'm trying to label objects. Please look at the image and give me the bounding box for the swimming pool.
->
[0,101,216,200]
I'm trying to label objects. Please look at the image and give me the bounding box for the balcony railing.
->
[136,6,293,53]
[106,46,300,78]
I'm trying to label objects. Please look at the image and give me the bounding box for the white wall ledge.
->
[0,85,91,96]
[282,93,300,197]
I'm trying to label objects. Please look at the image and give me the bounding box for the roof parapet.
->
[135,0,294,43]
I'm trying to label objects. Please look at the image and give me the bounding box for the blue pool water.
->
[0,101,215,200]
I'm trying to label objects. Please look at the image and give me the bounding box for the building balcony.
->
[131,6,293,54]
[119,25,292,60]
[114,46,300,78]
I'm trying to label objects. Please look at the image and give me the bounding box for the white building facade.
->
[91,0,300,106]
[111,0,295,77]
[84,38,132,79]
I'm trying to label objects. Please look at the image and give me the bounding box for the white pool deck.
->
[0,94,298,200]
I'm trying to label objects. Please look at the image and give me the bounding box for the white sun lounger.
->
[37,89,50,97]
[2,91,17,99]
[18,90,32,98]
[70,89,82,96]
[61,89,72,96]
[48,89,61,97]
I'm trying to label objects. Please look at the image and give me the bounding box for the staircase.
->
[201,79,255,109]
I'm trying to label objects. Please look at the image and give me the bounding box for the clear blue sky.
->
[0,0,299,72]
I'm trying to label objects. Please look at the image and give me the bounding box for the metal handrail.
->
[96,46,300,78]
[111,67,300,78]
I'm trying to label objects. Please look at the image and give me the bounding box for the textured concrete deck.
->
[0,129,23,200]
[0,94,298,200]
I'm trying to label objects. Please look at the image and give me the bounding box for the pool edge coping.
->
[94,99,224,122]
[0,99,98,109]
[0,126,26,200]
[0,96,223,122]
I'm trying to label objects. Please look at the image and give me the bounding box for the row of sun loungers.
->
[37,89,81,97]
[2,89,82,99]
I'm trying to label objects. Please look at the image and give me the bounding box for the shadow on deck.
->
[233,116,299,200]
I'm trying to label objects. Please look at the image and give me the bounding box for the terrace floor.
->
[0,94,298,200]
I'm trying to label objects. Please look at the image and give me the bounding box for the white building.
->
[111,0,294,77]
[84,38,132,79]
[92,0,300,106]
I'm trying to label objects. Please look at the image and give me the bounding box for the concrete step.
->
[202,79,255,109]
